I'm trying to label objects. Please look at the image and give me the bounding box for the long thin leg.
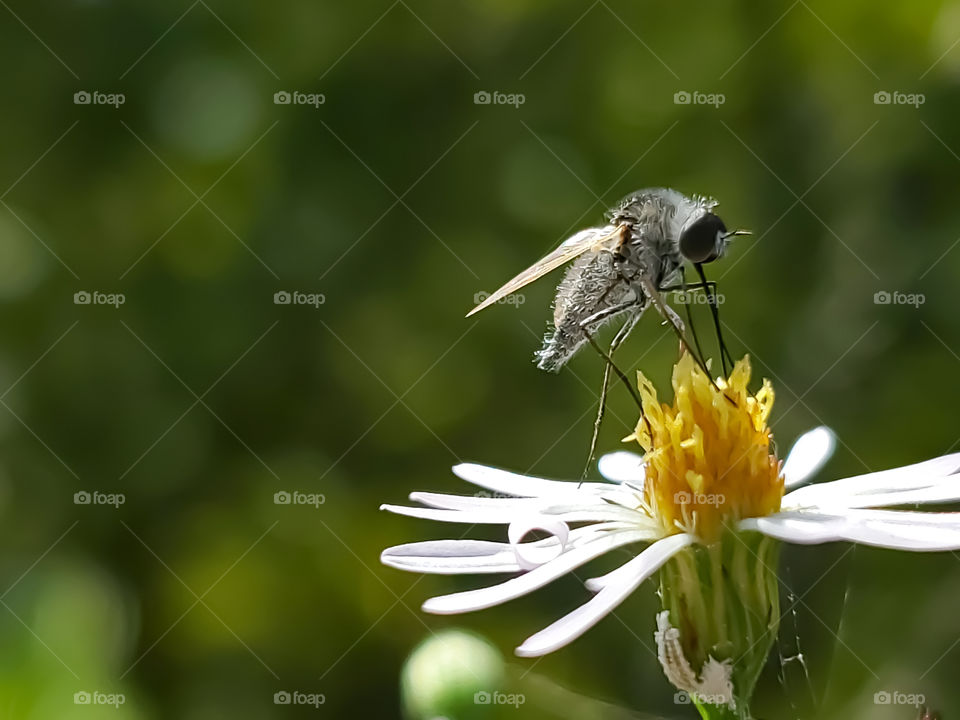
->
[640,274,738,410]
[695,263,734,375]
[639,276,709,375]
[577,298,636,328]
[576,298,644,409]
[659,280,718,294]
[678,268,706,367]
[581,326,642,409]
[582,311,641,478]
[662,276,733,375]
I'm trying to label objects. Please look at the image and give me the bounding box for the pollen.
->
[627,353,782,541]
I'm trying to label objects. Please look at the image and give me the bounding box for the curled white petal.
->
[508,516,570,570]
[597,451,646,485]
[514,533,695,657]
[782,426,836,489]
[381,522,654,576]
[422,529,654,615]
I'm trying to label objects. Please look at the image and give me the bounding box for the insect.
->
[467,187,748,469]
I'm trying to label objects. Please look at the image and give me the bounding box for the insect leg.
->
[678,268,707,369]
[580,300,643,408]
[694,263,734,376]
[660,275,730,375]
[639,275,718,386]
[582,311,642,479]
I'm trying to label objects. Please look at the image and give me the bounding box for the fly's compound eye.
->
[679,213,727,264]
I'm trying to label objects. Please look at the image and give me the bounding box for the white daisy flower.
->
[381,354,960,717]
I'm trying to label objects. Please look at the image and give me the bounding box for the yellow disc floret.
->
[627,353,782,541]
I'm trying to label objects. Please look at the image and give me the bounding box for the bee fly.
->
[467,187,749,470]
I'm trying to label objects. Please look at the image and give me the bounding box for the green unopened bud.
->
[401,629,509,720]
[656,530,780,720]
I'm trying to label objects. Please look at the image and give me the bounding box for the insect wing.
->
[467,225,624,317]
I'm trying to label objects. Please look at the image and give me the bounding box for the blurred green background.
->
[0,1,958,718]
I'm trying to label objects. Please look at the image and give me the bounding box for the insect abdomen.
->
[535,252,640,372]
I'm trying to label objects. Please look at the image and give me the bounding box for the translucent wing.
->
[467,225,625,317]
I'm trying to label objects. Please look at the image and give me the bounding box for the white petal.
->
[381,501,649,526]
[409,491,605,511]
[514,533,696,657]
[421,529,654,615]
[380,503,528,524]
[381,523,651,576]
[452,462,616,498]
[784,453,960,509]
[381,540,522,574]
[597,451,646,485]
[808,479,960,510]
[782,426,836,489]
[845,508,960,525]
[508,516,570,570]
[739,513,846,544]
[742,509,960,551]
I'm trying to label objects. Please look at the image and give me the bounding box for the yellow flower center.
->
[627,353,783,541]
